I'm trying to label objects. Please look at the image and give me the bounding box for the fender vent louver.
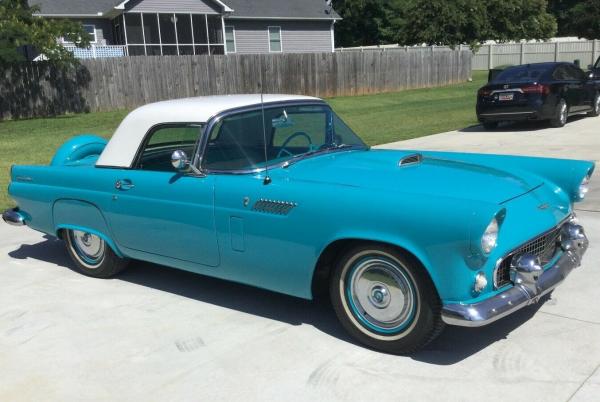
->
[398,153,423,167]
[253,199,297,215]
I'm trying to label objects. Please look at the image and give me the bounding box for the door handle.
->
[115,179,135,190]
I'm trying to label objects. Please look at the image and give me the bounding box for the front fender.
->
[417,151,595,203]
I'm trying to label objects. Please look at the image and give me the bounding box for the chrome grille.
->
[494,223,563,288]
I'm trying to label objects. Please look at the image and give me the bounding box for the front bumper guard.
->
[442,222,589,327]
[2,208,26,226]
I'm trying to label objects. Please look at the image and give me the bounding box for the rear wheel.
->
[550,98,568,127]
[330,244,444,354]
[65,229,129,278]
[482,121,498,130]
[588,93,600,117]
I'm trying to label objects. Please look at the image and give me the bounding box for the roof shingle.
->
[32,0,340,19]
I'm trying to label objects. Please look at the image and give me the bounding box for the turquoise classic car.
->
[3,95,594,354]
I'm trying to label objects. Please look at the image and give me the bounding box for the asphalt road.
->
[1,116,599,402]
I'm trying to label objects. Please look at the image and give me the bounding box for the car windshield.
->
[493,65,552,83]
[203,104,367,171]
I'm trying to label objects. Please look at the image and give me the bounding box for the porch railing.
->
[64,45,128,59]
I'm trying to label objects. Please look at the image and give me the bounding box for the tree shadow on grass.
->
[9,234,551,364]
[0,62,91,120]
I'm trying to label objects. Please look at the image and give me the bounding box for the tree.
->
[0,0,89,64]
[333,0,395,47]
[548,0,600,39]
[334,0,557,49]
[395,0,557,48]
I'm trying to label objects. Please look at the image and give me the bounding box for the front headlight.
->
[481,217,499,255]
[578,174,590,200]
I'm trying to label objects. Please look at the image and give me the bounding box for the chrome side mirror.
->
[171,150,190,170]
[171,150,203,175]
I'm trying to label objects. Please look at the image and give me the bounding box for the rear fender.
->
[53,199,123,257]
[51,135,107,166]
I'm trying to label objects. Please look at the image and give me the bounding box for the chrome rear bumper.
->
[442,222,589,327]
[2,208,26,226]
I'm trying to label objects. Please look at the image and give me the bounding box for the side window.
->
[203,111,265,171]
[136,124,202,172]
[567,65,585,80]
[553,66,568,80]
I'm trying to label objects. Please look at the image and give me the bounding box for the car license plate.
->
[498,93,514,101]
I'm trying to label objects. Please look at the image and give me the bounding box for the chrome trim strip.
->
[479,111,535,116]
[443,222,588,327]
[490,88,524,95]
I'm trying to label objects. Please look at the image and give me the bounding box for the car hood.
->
[282,149,543,204]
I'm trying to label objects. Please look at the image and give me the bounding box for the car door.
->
[106,123,220,267]
[553,65,581,111]
[570,65,596,110]
[199,104,332,297]
[564,65,587,111]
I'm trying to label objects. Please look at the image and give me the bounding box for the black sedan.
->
[476,62,599,129]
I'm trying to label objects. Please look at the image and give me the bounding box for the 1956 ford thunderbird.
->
[3,95,594,354]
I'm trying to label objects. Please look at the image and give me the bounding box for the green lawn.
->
[0,71,487,210]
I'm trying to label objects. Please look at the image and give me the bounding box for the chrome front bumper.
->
[2,208,26,226]
[442,222,589,327]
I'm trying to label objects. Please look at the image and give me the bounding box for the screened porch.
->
[113,12,225,56]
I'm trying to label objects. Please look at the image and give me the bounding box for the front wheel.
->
[550,98,568,127]
[588,93,600,117]
[330,244,444,354]
[65,229,129,278]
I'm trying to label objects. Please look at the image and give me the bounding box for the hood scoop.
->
[398,153,423,167]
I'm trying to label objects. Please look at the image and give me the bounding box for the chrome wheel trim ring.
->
[560,102,567,124]
[339,250,421,341]
[68,230,105,269]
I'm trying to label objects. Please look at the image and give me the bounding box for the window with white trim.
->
[83,24,97,43]
[268,26,281,52]
[225,26,236,53]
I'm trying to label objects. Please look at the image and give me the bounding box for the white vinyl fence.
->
[473,40,600,70]
[338,40,600,71]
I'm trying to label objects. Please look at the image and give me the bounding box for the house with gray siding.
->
[31,0,341,58]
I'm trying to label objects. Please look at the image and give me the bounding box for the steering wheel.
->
[277,132,312,158]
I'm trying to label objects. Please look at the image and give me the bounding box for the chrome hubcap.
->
[71,230,105,266]
[347,256,416,332]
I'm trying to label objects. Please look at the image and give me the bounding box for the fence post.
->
[593,40,599,66]
[520,42,525,65]
[488,44,493,69]
[92,45,97,59]
[554,42,559,62]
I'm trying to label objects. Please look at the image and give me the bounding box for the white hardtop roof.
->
[96,94,322,167]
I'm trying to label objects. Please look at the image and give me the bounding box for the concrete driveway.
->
[1,116,599,402]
